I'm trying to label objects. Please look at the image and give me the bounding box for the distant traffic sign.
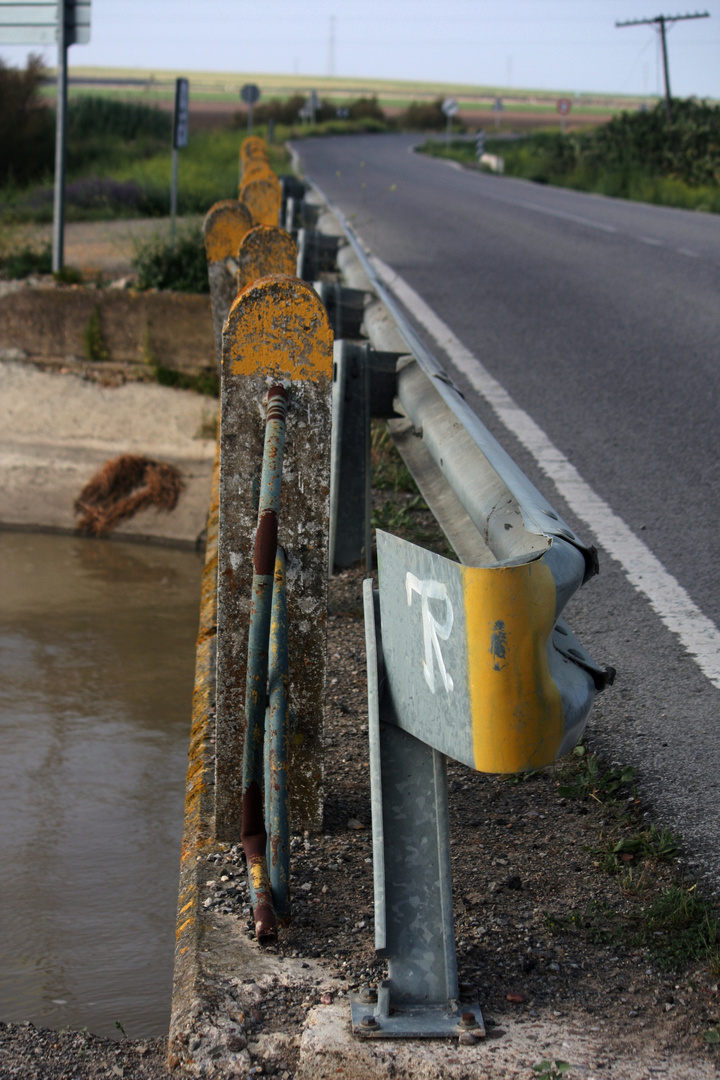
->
[173,77,189,149]
[556,98,572,116]
[241,83,261,106]
[441,98,459,117]
[0,0,91,45]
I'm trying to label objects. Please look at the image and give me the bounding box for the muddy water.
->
[0,532,202,1039]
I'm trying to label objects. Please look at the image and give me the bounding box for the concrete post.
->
[236,226,297,294]
[215,275,333,839]
[203,200,254,367]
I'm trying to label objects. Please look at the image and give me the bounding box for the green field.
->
[46,64,664,122]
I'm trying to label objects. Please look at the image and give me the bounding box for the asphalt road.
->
[294,133,720,891]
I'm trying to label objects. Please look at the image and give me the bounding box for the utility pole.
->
[616,11,710,121]
[327,15,336,77]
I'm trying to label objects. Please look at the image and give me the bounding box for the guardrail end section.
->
[215,276,333,840]
[236,225,297,295]
[375,531,606,775]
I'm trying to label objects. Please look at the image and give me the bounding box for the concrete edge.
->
[168,437,222,1069]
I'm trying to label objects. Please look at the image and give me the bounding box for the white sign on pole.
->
[0,0,91,45]
[441,97,459,117]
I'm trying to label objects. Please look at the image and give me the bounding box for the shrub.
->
[132,227,208,293]
[348,95,386,122]
[0,56,55,187]
[0,243,51,278]
[400,98,447,131]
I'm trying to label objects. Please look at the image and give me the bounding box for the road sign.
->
[241,83,261,106]
[173,77,189,149]
[475,129,486,158]
[0,0,90,45]
[556,97,572,116]
[441,97,459,117]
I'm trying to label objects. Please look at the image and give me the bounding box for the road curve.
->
[294,133,720,891]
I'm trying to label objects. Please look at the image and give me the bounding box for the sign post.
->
[0,1,91,273]
[556,97,571,134]
[241,83,261,133]
[170,77,189,251]
[441,97,458,141]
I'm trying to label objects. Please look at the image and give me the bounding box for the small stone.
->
[321,993,333,1004]
[549,962,560,971]
[506,875,522,891]
[347,818,364,830]
[458,1031,478,1046]
[167,1052,180,1069]
[506,992,526,1004]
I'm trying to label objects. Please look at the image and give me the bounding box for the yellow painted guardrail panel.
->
[463,559,564,774]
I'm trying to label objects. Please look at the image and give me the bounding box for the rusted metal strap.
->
[266,546,290,921]
[241,385,289,945]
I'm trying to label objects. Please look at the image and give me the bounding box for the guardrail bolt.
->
[458,1011,478,1029]
[458,982,476,1000]
[358,985,377,1004]
[360,1015,379,1030]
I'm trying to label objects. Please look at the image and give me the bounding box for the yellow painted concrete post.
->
[215,274,333,839]
[237,160,274,199]
[240,174,283,228]
[203,200,254,366]
[236,225,297,294]
[240,135,269,166]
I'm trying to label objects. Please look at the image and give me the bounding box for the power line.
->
[616,10,710,118]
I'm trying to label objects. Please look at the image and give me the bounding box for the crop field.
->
[43,64,660,123]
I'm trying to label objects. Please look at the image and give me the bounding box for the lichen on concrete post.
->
[203,200,254,366]
[236,226,297,294]
[241,174,283,228]
[216,274,333,840]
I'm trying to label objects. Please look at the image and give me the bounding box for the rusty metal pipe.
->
[267,546,290,920]
[241,384,288,945]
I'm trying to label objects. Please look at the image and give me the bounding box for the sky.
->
[1,0,719,99]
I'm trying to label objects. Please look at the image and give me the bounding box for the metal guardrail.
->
[183,140,615,1049]
[291,174,615,1038]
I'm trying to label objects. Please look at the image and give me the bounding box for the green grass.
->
[418,117,720,215]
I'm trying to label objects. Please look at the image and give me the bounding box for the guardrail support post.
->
[329,343,400,572]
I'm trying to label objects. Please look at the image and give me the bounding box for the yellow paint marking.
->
[463,559,563,774]
[203,200,253,263]
[176,917,195,938]
[225,275,333,381]
[236,225,297,293]
[179,899,194,915]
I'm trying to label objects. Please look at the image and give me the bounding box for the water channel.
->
[0,531,202,1039]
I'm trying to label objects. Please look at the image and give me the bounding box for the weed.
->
[132,227,208,293]
[556,742,635,802]
[53,264,83,285]
[533,1061,571,1079]
[151,363,219,398]
[83,304,109,362]
[371,422,417,493]
[600,825,681,876]
[704,1025,720,1045]
[632,886,720,973]
[0,242,51,278]
[544,900,623,947]
[114,1019,127,1038]
[372,499,414,533]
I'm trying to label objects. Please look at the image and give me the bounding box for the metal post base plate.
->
[350,992,485,1040]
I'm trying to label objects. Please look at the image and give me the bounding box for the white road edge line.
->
[370,253,720,690]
